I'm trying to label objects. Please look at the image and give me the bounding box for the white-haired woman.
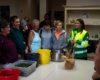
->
[28,19,41,53]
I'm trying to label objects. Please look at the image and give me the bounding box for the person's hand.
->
[25,48,28,54]
[70,40,76,44]
[61,46,63,48]
[52,45,54,48]
[73,40,76,43]
[70,40,74,44]
[6,62,9,64]
[92,72,99,80]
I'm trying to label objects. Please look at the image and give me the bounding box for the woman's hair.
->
[32,19,39,26]
[76,19,85,32]
[24,17,29,22]
[44,19,50,26]
[55,20,63,27]
[20,19,27,29]
[0,19,9,32]
[53,19,57,22]
[10,16,19,26]
[44,13,50,18]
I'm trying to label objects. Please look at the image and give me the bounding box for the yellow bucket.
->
[36,49,51,64]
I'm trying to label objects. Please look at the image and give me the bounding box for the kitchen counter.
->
[19,60,94,80]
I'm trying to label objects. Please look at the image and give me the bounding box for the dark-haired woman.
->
[39,20,52,49]
[10,16,28,59]
[69,19,89,60]
[0,20,18,63]
[52,19,57,30]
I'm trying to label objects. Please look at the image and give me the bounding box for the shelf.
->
[62,5,100,10]
[63,6,100,38]
[66,23,75,25]
[62,5,100,8]
[66,23,100,26]
[89,38,99,41]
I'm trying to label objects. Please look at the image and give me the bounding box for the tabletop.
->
[19,60,94,80]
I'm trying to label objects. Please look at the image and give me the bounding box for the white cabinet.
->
[63,5,100,40]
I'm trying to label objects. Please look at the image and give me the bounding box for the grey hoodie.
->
[51,30,68,50]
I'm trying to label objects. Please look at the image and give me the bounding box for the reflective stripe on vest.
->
[74,50,87,54]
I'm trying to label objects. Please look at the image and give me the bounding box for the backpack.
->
[39,29,53,38]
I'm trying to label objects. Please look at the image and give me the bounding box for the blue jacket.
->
[51,30,68,50]
[39,27,53,49]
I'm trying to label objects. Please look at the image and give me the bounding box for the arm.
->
[10,29,26,49]
[28,31,34,53]
[68,31,73,42]
[25,46,28,54]
[68,28,77,41]
[68,30,74,44]
[38,29,41,35]
[62,32,69,48]
[50,32,54,48]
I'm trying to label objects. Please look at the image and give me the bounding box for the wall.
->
[48,0,66,21]
[47,0,51,12]
[0,0,39,22]
[67,0,100,6]
[18,0,39,22]
[20,0,30,19]
[39,0,47,21]
[0,0,16,16]
[15,0,20,17]
[39,0,66,22]
[48,0,100,20]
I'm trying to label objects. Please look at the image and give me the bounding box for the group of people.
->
[0,14,89,61]
[0,13,100,79]
[0,14,89,62]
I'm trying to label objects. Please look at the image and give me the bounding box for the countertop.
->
[19,60,94,80]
